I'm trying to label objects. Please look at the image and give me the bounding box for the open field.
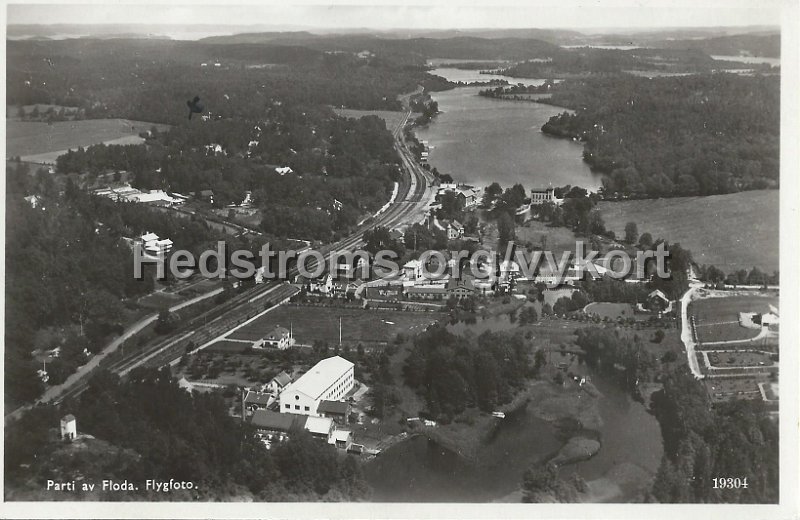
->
[584,302,636,320]
[6,119,170,161]
[597,190,779,272]
[332,108,407,134]
[689,295,778,343]
[515,219,580,255]
[228,305,445,345]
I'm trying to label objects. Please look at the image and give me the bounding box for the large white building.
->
[279,356,354,416]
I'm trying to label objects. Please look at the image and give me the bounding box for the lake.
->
[427,67,546,86]
[711,55,780,67]
[414,82,603,191]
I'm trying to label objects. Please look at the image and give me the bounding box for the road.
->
[13,104,437,411]
[4,285,226,424]
[679,267,706,379]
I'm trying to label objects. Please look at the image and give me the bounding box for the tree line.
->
[538,74,779,198]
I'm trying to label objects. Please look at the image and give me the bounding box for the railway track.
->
[46,117,434,406]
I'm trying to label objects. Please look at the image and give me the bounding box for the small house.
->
[267,371,293,395]
[60,414,77,441]
[317,399,351,426]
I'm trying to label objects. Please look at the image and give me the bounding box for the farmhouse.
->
[279,356,355,416]
[275,166,294,176]
[255,326,293,350]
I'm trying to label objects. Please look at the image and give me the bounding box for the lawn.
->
[583,302,636,320]
[706,351,773,368]
[228,305,445,346]
[515,219,580,256]
[6,119,170,161]
[332,108,407,134]
[689,295,778,343]
[597,190,779,272]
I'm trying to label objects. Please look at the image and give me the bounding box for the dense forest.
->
[55,110,402,240]
[495,47,760,77]
[538,73,779,197]
[6,39,452,125]
[5,367,369,501]
[5,163,236,404]
[649,369,779,503]
[402,326,532,420]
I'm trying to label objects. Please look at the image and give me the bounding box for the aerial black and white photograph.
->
[2,0,798,518]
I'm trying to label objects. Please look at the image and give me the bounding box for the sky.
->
[5,1,783,30]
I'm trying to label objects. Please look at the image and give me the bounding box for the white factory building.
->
[279,356,354,416]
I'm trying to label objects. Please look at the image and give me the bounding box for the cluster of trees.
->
[696,265,779,287]
[402,325,531,419]
[5,167,231,404]
[55,109,402,241]
[552,292,590,315]
[539,74,779,197]
[478,80,557,98]
[650,369,778,503]
[5,368,369,500]
[573,326,660,394]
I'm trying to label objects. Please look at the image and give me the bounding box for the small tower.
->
[60,414,77,441]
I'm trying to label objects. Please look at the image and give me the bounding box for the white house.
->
[446,220,464,240]
[60,414,77,440]
[254,326,293,350]
[24,195,43,209]
[139,232,173,257]
[403,259,424,281]
[531,187,556,205]
[267,371,293,394]
[275,166,294,176]
[279,356,354,416]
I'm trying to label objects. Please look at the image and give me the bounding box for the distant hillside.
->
[201,33,561,61]
[651,33,780,58]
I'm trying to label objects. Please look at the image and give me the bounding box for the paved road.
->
[680,267,706,379]
[4,286,225,423]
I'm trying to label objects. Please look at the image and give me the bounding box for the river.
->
[416,70,603,190]
[365,312,663,502]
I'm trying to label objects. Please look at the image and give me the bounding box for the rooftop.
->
[287,356,354,400]
[244,391,271,406]
[305,416,334,436]
[251,410,307,432]
[318,400,350,415]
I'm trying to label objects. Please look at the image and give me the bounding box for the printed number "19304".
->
[712,477,748,489]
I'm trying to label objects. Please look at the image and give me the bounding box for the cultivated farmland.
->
[597,190,779,272]
[6,119,170,163]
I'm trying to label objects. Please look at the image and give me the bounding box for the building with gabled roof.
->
[279,356,354,416]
